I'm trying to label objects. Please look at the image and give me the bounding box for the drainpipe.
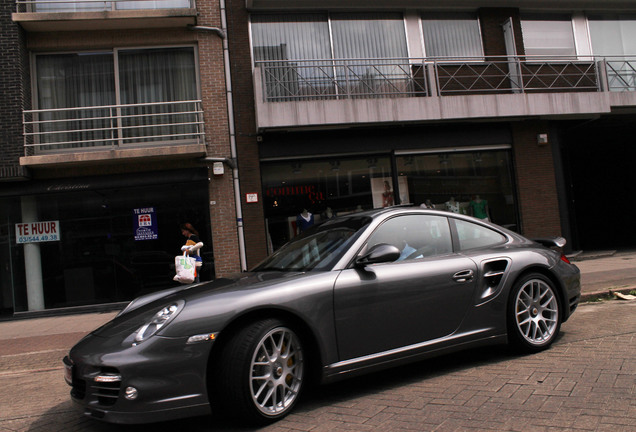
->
[191,1,248,272]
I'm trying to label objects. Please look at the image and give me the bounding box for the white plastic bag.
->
[173,252,196,284]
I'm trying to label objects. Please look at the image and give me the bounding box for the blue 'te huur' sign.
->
[133,207,158,241]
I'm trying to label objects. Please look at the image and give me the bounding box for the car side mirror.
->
[356,244,401,266]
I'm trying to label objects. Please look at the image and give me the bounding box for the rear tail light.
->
[560,254,571,264]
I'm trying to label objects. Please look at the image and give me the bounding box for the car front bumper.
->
[64,332,214,424]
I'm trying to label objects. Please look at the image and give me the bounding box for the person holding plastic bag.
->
[174,222,203,283]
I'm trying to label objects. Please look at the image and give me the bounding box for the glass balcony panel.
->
[34,0,110,13]
[116,0,191,10]
[25,0,192,13]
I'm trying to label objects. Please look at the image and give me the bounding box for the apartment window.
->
[588,15,636,56]
[251,14,331,61]
[330,13,408,59]
[251,13,410,100]
[421,13,484,58]
[33,47,199,150]
[589,15,636,91]
[521,15,576,57]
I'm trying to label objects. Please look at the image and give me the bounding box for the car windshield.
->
[253,216,371,272]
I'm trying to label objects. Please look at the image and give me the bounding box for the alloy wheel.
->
[514,278,559,345]
[249,326,304,417]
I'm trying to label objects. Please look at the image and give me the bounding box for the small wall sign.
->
[15,220,61,244]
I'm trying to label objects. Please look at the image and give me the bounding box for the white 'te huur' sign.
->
[15,220,61,244]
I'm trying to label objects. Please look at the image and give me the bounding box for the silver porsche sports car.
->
[64,207,580,425]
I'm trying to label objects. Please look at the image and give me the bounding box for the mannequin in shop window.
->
[382,180,394,207]
[296,208,314,235]
[469,195,490,221]
[445,197,460,214]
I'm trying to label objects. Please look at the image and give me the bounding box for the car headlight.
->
[133,300,185,345]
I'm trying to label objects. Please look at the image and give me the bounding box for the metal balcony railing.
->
[23,100,205,156]
[255,56,636,102]
[257,59,428,102]
[434,56,599,95]
[15,0,194,13]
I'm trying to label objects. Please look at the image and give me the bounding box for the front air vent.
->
[92,368,122,406]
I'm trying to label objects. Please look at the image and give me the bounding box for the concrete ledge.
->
[20,143,207,168]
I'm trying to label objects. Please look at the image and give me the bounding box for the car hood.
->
[90,271,312,339]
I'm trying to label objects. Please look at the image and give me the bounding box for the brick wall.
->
[512,121,562,238]
[478,8,525,57]
[1,2,29,180]
[197,0,242,275]
[226,0,268,266]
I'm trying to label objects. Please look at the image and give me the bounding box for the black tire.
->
[212,318,305,424]
[507,273,562,353]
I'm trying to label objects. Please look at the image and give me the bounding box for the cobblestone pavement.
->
[1,300,634,432]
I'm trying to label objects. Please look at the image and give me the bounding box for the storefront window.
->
[0,175,211,316]
[261,155,392,251]
[395,150,517,229]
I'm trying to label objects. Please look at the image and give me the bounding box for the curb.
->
[580,286,636,303]
[568,250,617,262]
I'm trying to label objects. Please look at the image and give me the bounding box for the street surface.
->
[1,300,634,432]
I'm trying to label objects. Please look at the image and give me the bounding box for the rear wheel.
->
[508,273,561,352]
[213,319,305,424]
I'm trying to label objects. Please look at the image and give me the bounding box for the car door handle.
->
[453,270,474,283]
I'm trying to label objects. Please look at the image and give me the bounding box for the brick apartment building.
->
[2,0,636,317]
[225,0,636,254]
[1,0,242,317]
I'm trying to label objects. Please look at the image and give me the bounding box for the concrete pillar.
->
[21,196,45,311]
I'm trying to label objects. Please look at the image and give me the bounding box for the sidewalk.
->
[570,249,636,301]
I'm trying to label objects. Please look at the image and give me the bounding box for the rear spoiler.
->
[532,237,567,249]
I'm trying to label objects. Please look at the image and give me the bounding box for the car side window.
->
[365,215,453,261]
[454,219,506,250]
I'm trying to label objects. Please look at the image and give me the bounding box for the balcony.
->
[13,0,197,32]
[253,56,636,131]
[20,100,206,167]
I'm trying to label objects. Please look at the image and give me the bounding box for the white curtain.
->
[521,15,576,57]
[251,13,331,61]
[422,13,483,58]
[330,12,408,60]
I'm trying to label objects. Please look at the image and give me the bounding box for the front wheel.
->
[213,319,305,424]
[508,273,561,352]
